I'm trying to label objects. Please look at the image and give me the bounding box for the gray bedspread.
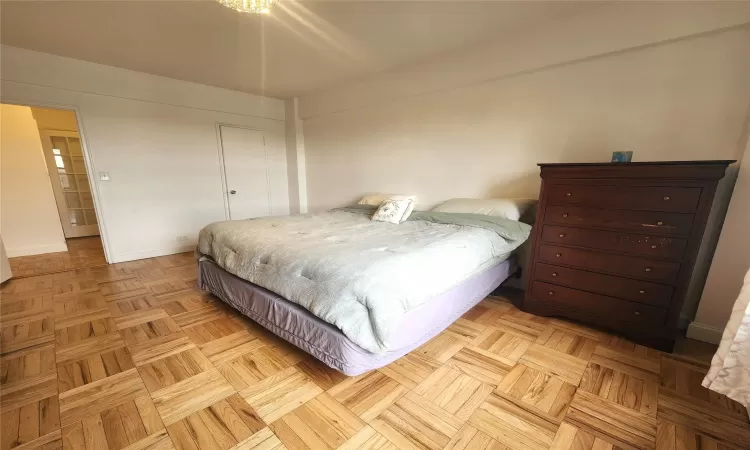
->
[197,206,530,353]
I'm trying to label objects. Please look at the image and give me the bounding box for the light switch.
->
[99,172,111,181]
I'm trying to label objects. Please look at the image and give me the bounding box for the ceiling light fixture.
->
[216,0,274,14]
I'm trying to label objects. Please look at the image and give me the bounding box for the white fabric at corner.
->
[703,266,750,414]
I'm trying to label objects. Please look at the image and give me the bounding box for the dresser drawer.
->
[544,205,694,237]
[548,185,702,213]
[541,225,687,260]
[530,281,668,326]
[538,244,681,283]
[533,263,673,307]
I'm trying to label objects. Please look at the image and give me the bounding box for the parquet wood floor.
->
[2,252,749,450]
[8,238,107,279]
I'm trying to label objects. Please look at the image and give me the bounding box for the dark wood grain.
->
[541,225,688,260]
[538,160,734,167]
[543,205,695,237]
[538,244,681,284]
[529,281,668,326]
[539,160,734,180]
[533,263,673,307]
[523,160,734,352]
[547,185,701,213]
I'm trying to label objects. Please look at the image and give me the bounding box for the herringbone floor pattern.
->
[2,250,749,450]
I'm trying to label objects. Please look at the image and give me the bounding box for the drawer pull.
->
[657,221,664,226]
[559,234,566,238]
[555,253,562,258]
[552,272,558,277]
[651,244,657,249]
[634,311,641,316]
[562,213,569,218]
[565,192,572,197]
[663,196,670,201]
[645,267,652,272]
[639,290,646,294]
[548,291,554,296]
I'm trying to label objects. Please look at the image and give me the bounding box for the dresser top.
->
[538,160,735,180]
[538,160,735,167]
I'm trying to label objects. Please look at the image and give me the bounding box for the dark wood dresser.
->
[522,161,734,351]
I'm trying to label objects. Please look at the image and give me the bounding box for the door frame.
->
[0,99,113,263]
[214,123,270,220]
[39,129,101,238]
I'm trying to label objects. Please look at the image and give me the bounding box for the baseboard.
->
[6,243,69,257]
[686,321,724,344]
[111,245,194,263]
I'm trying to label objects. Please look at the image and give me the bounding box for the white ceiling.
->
[0,1,584,98]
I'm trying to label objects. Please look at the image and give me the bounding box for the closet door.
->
[219,126,271,220]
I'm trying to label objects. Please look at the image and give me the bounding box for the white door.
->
[219,126,271,220]
[40,130,100,238]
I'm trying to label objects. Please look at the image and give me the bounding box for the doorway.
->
[0,103,106,279]
[39,128,100,238]
[219,125,272,220]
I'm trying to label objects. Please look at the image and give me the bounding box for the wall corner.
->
[284,97,308,214]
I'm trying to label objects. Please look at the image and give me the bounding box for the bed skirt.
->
[198,257,515,375]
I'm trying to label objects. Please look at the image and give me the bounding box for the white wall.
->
[31,107,78,132]
[1,45,289,263]
[284,98,308,214]
[1,236,12,282]
[299,2,750,120]
[298,4,750,325]
[302,28,750,210]
[688,133,750,343]
[0,104,68,256]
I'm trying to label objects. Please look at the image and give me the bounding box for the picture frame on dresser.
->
[521,160,735,352]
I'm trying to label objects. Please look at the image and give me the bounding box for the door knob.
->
[229,190,236,195]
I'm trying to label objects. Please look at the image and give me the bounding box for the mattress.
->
[198,256,515,375]
[197,206,530,353]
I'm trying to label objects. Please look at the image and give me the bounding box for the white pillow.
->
[358,193,417,219]
[431,198,536,221]
[358,193,416,206]
[372,198,415,224]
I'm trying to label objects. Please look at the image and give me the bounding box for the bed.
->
[197,204,531,375]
